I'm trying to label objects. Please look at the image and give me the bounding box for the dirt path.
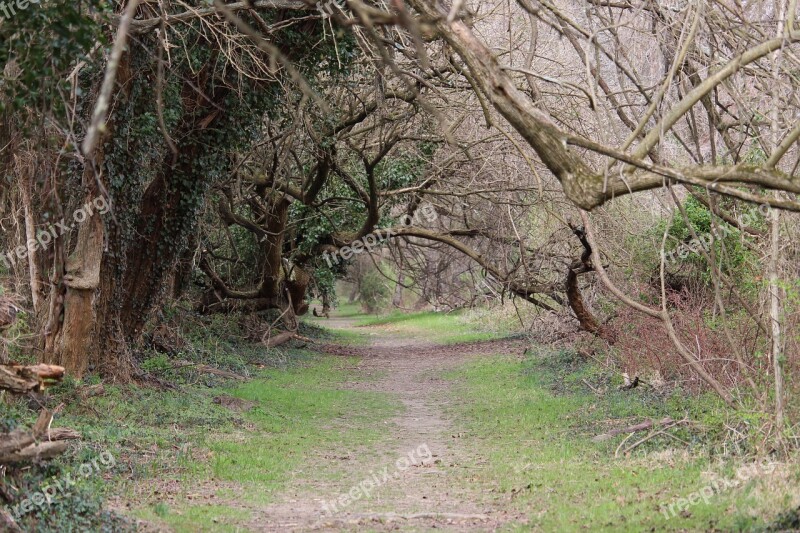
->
[247,318,527,532]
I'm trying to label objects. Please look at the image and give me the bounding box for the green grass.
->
[5,312,398,532]
[114,354,399,530]
[356,310,499,344]
[207,358,396,488]
[137,504,251,533]
[444,350,788,532]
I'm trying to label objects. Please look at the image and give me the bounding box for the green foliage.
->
[358,267,390,313]
[0,0,106,116]
[141,353,172,374]
[375,143,434,192]
[309,265,338,306]
[657,195,762,287]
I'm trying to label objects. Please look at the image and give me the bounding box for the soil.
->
[128,317,530,532]
[243,318,529,531]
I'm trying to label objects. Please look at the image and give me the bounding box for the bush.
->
[359,268,390,314]
[659,195,761,288]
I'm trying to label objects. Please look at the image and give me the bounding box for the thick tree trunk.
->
[43,54,230,380]
[566,267,601,334]
[198,195,310,319]
[257,196,290,302]
[43,159,106,378]
[321,292,331,316]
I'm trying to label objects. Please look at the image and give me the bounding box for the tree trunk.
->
[393,270,405,308]
[566,267,601,334]
[348,282,359,303]
[321,292,331,316]
[44,53,230,380]
[43,162,105,379]
[768,206,784,431]
[19,176,42,314]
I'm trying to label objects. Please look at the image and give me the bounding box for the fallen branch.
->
[618,421,689,456]
[0,508,22,533]
[0,364,65,394]
[581,378,601,394]
[0,410,52,456]
[171,361,246,381]
[0,409,81,464]
[262,329,297,348]
[592,417,675,442]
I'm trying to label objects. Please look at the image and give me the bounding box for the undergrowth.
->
[443,346,800,531]
[2,307,392,532]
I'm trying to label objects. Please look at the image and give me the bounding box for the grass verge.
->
[444,348,800,532]
[2,311,396,532]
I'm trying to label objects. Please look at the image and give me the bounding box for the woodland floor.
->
[240,317,529,531]
[110,308,800,532]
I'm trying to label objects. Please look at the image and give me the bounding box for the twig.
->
[581,378,601,394]
[614,432,636,458]
[593,417,675,442]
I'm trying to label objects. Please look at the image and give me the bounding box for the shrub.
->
[359,268,390,314]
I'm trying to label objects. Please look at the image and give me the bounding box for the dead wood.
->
[0,442,69,464]
[0,364,65,394]
[618,419,689,456]
[592,417,675,442]
[171,361,246,381]
[78,383,106,400]
[262,329,296,348]
[0,508,22,532]
[0,409,80,464]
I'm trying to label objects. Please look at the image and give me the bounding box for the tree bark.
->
[566,225,613,341]
[0,364,65,394]
[19,176,42,314]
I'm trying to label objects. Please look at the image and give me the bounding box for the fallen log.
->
[0,364,77,465]
[0,409,82,464]
[0,364,65,394]
[0,442,69,464]
[592,417,675,442]
[171,361,246,381]
[47,428,82,441]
